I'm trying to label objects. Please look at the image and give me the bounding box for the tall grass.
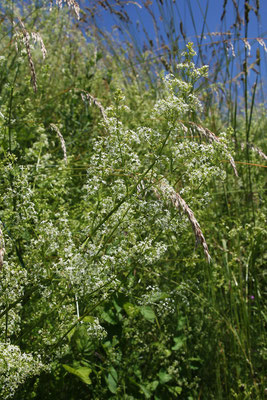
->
[0,1,265,398]
[81,1,267,398]
[84,1,266,100]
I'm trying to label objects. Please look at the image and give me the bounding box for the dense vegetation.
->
[0,1,266,399]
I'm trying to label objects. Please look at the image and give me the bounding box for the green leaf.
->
[67,327,76,342]
[158,370,172,384]
[62,364,92,385]
[167,386,182,395]
[123,302,139,317]
[139,383,152,399]
[150,292,168,302]
[177,317,186,331]
[101,310,117,325]
[172,336,186,351]
[71,324,93,354]
[149,380,159,391]
[140,306,156,322]
[113,299,122,313]
[106,367,118,394]
[83,316,96,323]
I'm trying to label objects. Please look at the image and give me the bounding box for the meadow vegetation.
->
[0,1,266,398]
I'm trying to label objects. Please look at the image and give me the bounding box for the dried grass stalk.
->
[50,0,80,19]
[256,38,267,53]
[80,91,108,122]
[18,18,37,93]
[0,227,5,270]
[240,142,267,161]
[184,121,219,143]
[31,32,47,60]
[66,0,80,19]
[242,38,251,56]
[50,124,67,164]
[181,121,238,177]
[153,181,211,263]
[224,40,236,57]
[250,145,267,161]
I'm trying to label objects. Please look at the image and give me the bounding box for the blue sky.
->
[83,0,267,97]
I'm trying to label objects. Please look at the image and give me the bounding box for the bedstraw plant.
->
[0,1,266,399]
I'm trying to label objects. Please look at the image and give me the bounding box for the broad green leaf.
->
[172,336,186,351]
[150,292,168,302]
[62,364,92,385]
[123,302,139,317]
[83,316,95,323]
[177,317,186,331]
[101,310,117,325]
[139,383,152,399]
[113,299,122,313]
[158,371,172,384]
[149,380,159,391]
[71,325,92,354]
[167,386,182,395]
[140,306,156,322]
[106,367,118,394]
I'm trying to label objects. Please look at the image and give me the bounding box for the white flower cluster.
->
[139,285,176,315]
[152,73,203,120]
[0,43,237,396]
[0,343,45,399]
[84,317,107,340]
[172,140,227,186]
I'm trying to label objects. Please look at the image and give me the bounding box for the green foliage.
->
[0,1,266,399]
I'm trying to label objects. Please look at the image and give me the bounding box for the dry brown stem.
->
[50,0,80,19]
[18,17,37,93]
[50,124,68,164]
[240,142,267,161]
[80,91,108,122]
[153,181,211,263]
